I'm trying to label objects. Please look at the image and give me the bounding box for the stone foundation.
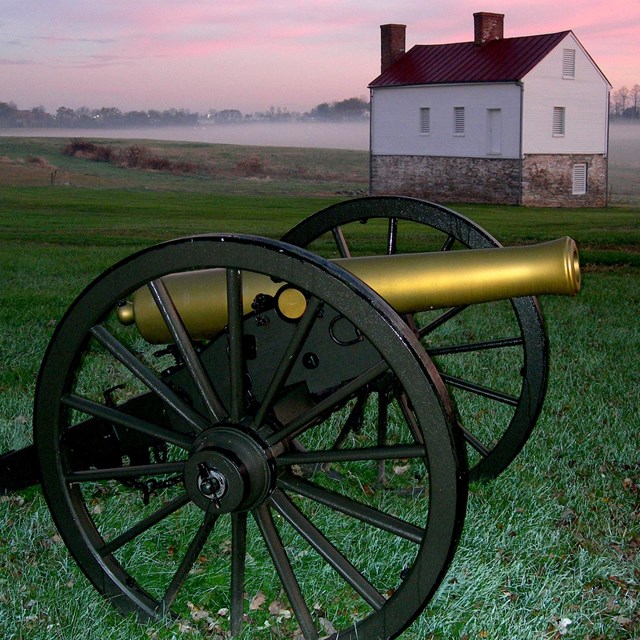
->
[370,155,521,205]
[371,153,608,207]
[521,154,607,207]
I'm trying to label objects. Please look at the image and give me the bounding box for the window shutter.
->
[563,49,576,78]
[572,164,587,195]
[453,107,465,135]
[420,108,430,134]
[553,107,565,136]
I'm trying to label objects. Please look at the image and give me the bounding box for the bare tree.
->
[630,84,640,118]
[614,86,629,117]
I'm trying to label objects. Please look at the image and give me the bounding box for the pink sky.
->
[1,1,638,114]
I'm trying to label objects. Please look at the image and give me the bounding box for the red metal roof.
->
[369,31,572,87]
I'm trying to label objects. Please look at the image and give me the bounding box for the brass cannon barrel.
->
[117,237,580,343]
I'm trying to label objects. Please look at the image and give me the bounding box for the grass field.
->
[0,138,639,639]
[0,136,368,196]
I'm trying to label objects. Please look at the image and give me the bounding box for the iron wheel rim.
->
[282,196,548,482]
[34,233,466,639]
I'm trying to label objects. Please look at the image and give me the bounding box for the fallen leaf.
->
[501,588,518,602]
[250,591,266,610]
[363,483,375,497]
[613,615,634,629]
[556,507,577,527]
[393,464,410,475]
[187,601,212,622]
[268,600,289,616]
[319,617,337,635]
[177,620,196,633]
[556,617,572,635]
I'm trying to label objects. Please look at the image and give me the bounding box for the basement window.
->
[572,163,587,195]
[419,108,431,135]
[563,49,576,79]
[453,107,465,136]
[553,107,565,137]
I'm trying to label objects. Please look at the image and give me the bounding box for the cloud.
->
[30,36,117,45]
[0,58,34,65]
[45,54,136,70]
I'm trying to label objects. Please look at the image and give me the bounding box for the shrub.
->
[26,156,49,166]
[92,145,114,162]
[144,155,172,171]
[234,156,265,177]
[61,139,97,156]
[124,144,149,168]
[61,139,113,162]
[60,140,202,174]
[171,160,198,174]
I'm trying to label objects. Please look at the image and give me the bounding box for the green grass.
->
[413,269,640,639]
[0,136,369,196]
[0,187,336,247]
[0,141,639,639]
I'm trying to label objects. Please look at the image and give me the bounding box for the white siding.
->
[371,83,522,158]
[521,33,609,154]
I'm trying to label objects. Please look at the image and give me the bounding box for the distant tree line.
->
[610,84,640,120]
[307,97,370,121]
[0,97,370,129]
[4,89,640,128]
[0,102,199,128]
[204,98,369,123]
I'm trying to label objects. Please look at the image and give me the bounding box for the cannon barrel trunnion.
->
[1,197,581,639]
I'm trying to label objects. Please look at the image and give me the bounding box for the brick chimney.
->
[380,24,406,73]
[473,12,504,45]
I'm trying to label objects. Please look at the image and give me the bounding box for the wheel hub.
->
[184,426,274,513]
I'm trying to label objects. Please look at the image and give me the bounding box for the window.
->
[453,107,465,135]
[572,163,587,195]
[563,49,576,79]
[553,107,565,136]
[419,107,430,134]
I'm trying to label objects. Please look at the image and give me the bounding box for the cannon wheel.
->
[34,234,466,639]
[283,196,548,482]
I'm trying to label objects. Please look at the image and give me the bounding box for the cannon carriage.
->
[1,197,580,638]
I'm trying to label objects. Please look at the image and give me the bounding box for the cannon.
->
[2,197,580,638]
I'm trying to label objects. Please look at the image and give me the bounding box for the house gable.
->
[521,32,611,154]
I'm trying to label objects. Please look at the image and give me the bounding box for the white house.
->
[368,12,611,206]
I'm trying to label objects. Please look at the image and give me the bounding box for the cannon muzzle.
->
[117,236,580,343]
